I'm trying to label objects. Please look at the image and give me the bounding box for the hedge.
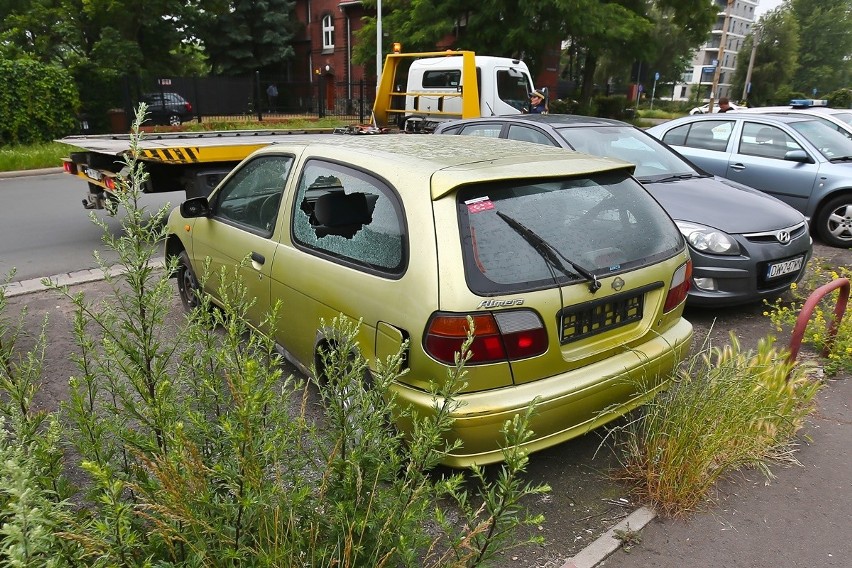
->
[0,59,80,145]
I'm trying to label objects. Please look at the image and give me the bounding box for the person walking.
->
[267,83,279,112]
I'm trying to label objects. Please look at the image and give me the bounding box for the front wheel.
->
[176,251,201,310]
[815,194,852,248]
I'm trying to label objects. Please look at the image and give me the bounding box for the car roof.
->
[252,133,634,200]
[669,113,816,126]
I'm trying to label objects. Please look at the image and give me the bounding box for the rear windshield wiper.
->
[496,211,601,293]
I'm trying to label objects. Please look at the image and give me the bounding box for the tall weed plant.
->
[764,257,852,376]
[612,333,822,517]
[0,107,548,567]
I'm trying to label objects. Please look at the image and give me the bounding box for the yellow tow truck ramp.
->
[59,129,336,210]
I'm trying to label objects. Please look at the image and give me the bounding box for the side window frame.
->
[210,154,294,236]
[290,159,408,277]
[506,124,558,146]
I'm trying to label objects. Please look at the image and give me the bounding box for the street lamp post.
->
[709,0,734,113]
[376,0,382,91]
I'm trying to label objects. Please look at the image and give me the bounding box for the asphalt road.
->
[0,171,175,282]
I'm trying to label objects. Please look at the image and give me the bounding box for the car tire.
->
[176,251,201,311]
[168,113,182,126]
[816,194,852,248]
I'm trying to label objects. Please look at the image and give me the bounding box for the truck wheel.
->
[815,194,852,248]
[177,251,201,310]
[168,113,182,126]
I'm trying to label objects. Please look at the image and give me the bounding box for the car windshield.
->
[554,126,697,180]
[830,111,852,127]
[456,171,682,294]
[789,119,852,159]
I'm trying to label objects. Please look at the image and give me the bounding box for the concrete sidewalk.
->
[593,374,851,568]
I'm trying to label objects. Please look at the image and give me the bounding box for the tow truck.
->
[60,50,538,210]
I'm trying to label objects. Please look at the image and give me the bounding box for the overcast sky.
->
[755,0,784,18]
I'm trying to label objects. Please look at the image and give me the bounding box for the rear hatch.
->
[438,169,688,388]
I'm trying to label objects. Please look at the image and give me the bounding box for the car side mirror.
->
[784,149,813,164]
[180,196,211,218]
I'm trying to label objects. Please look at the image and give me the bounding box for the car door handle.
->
[251,251,265,265]
[729,163,746,171]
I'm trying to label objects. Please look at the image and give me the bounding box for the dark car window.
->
[459,124,502,138]
[739,123,799,159]
[293,160,406,274]
[496,69,533,112]
[663,120,732,152]
[506,124,555,146]
[556,126,695,179]
[456,172,682,294]
[211,155,293,235]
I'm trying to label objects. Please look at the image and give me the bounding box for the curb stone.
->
[1,259,166,298]
[561,507,656,568]
[0,167,64,179]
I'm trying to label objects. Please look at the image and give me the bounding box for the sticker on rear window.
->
[465,196,494,214]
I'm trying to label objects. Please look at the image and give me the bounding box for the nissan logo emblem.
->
[776,230,791,244]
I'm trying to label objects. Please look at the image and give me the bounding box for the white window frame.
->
[322,14,334,51]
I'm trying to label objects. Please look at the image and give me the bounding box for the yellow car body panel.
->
[166,134,693,467]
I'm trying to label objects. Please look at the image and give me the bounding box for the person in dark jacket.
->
[526,90,548,114]
[718,97,733,112]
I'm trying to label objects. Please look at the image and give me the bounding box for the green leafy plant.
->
[611,333,822,517]
[0,106,549,567]
[764,257,852,376]
[0,60,80,145]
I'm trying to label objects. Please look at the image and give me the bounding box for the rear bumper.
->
[392,317,693,468]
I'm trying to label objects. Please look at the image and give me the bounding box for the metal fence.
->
[125,74,376,126]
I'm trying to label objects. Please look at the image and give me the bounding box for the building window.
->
[322,14,334,51]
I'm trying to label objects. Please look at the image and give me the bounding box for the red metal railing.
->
[786,278,850,371]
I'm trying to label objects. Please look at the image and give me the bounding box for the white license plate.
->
[766,256,804,279]
[82,166,102,182]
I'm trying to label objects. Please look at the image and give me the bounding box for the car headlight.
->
[676,221,741,255]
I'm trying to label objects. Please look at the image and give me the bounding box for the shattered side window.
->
[292,160,406,274]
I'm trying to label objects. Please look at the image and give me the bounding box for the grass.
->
[0,117,355,173]
[611,333,822,517]
[0,141,80,172]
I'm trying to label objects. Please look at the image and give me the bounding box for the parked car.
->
[165,134,693,467]
[647,113,852,247]
[689,101,744,115]
[139,92,194,126]
[732,101,852,139]
[434,115,812,307]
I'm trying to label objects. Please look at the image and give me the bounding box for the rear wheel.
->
[815,194,852,248]
[176,251,201,310]
[168,113,182,126]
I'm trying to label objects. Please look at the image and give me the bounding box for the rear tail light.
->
[185,102,192,112]
[424,310,548,365]
[664,260,692,313]
[63,161,77,175]
[104,176,116,190]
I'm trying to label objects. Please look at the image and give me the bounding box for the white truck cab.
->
[373,51,536,132]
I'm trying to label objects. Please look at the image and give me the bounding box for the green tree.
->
[731,8,799,106]
[354,0,715,103]
[790,0,852,95]
[189,0,300,76]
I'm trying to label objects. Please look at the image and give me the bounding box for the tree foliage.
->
[0,59,79,144]
[731,7,800,106]
[790,0,852,96]
[353,0,715,101]
[188,0,300,76]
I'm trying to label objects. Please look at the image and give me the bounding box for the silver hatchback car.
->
[647,114,852,247]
